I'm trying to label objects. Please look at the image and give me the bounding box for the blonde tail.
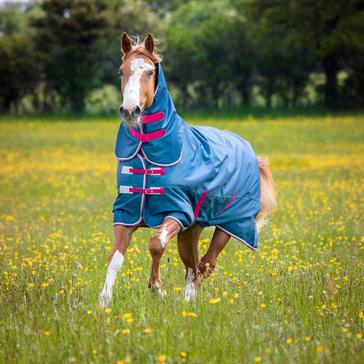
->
[256,157,277,231]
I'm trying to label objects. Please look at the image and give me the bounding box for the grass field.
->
[0,114,363,364]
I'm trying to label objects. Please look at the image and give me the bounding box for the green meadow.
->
[0,115,363,364]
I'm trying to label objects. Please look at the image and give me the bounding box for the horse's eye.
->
[118,69,123,77]
[147,70,154,77]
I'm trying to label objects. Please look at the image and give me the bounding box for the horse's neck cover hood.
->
[115,63,183,166]
[114,63,261,250]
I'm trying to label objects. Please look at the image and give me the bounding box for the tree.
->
[166,0,256,108]
[245,0,312,108]
[0,2,38,113]
[0,35,38,113]
[32,0,109,112]
[246,0,364,107]
[96,0,164,88]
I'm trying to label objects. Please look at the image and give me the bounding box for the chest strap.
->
[141,112,165,124]
[119,186,165,195]
[130,127,166,143]
[121,166,165,176]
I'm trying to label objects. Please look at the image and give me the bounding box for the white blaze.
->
[99,250,124,308]
[122,58,154,113]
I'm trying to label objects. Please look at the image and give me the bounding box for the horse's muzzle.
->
[120,105,141,125]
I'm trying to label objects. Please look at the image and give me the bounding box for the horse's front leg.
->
[99,224,137,308]
[148,218,181,297]
[198,227,230,278]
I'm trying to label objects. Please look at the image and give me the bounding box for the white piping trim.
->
[114,153,146,226]
[116,122,144,161]
[114,222,141,227]
[139,154,147,222]
[216,225,257,251]
[141,148,183,167]
[115,141,142,161]
[146,216,188,232]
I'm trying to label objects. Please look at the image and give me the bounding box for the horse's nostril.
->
[119,105,125,116]
[134,106,141,117]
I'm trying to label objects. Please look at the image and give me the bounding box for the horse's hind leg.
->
[177,225,204,301]
[198,227,230,278]
[99,224,137,308]
[148,218,181,297]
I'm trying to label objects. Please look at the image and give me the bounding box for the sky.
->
[0,0,30,4]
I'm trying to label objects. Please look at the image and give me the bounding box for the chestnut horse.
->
[99,33,276,307]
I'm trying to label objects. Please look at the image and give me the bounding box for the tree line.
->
[1,0,364,114]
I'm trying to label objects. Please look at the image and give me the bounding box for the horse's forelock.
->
[122,38,161,64]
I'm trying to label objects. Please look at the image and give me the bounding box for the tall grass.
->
[0,115,363,363]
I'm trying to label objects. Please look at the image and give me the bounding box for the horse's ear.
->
[121,32,132,55]
[143,33,154,54]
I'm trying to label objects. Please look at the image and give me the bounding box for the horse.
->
[99,33,276,308]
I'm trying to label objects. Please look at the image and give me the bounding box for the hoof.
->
[150,282,167,298]
[184,283,197,302]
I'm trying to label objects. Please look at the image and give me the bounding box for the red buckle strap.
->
[130,127,166,143]
[131,168,164,175]
[122,166,165,175]
[129,187,165,195]
[141,112,165,124]
[119,185,165,195]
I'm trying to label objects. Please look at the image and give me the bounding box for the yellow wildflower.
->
[181,311,197,318]
[209,298,221,304]
[158,354,167,362]
[116,358,130,364]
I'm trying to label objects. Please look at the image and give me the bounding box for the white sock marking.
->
[159,226,168,248]
[151,281,167,298]
[99,250,124,308]
[184,267,197,302]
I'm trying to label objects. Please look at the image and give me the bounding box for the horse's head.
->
[119,33,161,126]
